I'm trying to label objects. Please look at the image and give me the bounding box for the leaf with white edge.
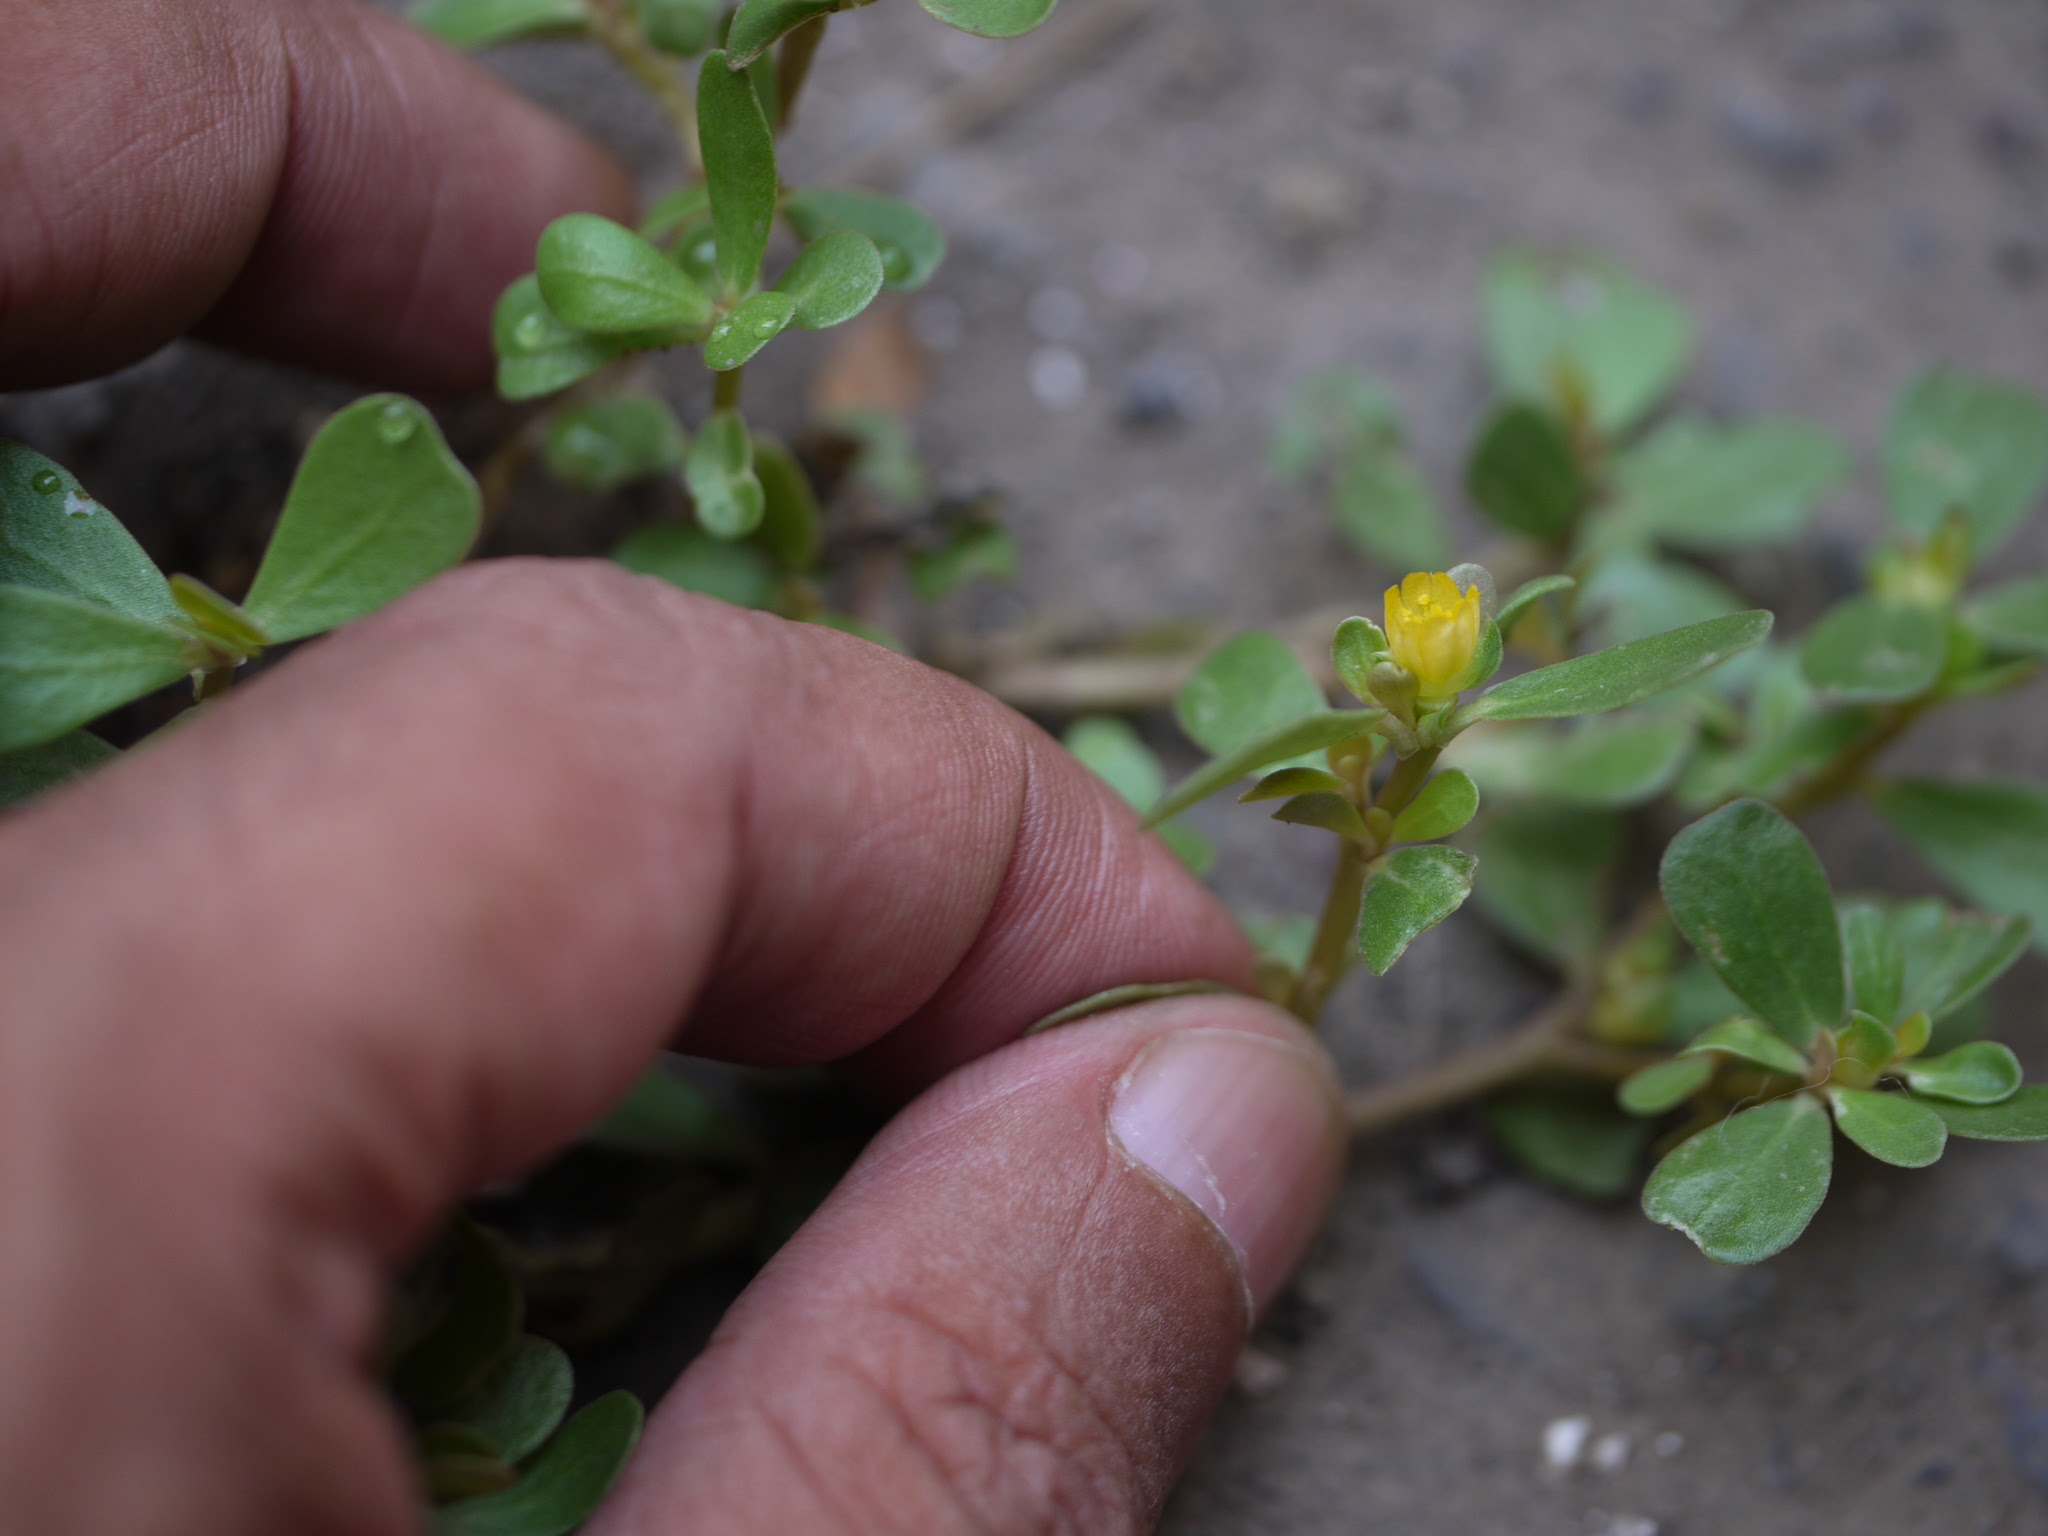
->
[1447,714,1696,810]
[698,52,778,296]
[1453,610,1773,727]
[1899,1041,2022,1105]
[446,1335,573,1465]
[1390,768,1479,841]
[724,0,870,65]
[1470,803,1620,970]
[1610,418,1847,550]
[411,0,583,48]
[0,730,117,808]
[783,189,946,291]
[777,229,884,330]
[702,291,795,370]
[241,398,479,643]
[1964,575,2048,656]
[1884,897,2032,1021]
[0,585,192,753]
[1876,779,2048,949]
[1146,710,1380,828]
[1885,370,2048,556]
[1494,573,1575,638]
[1175,631,1324,756]
[435,1392,644,1536]
[1827,1088,1946,1168]
[1484,1085,1652,1200]
[535,215,713,335]
[1618,1055,1716,1116]
[543,397,687,493]
[750,438,822,570]
[1272,791,1368,839]
[0,442,178,624]
[1240,766,1346,802]
[1482,250,1692,436]
[917,0,1055,39]
[1358,845,1477,976]
[1660,799,1843,1049]
[1465,402,1585,539]
[1927,1085,2048,1141]
[613,522,774,608]
[684,412,763,538]
[1642,1095,1833,1264]
[1064,715,1162,812]
[492,277,645,401]
[1800,594,1947,703]
[1681,1015,1810,1077]
[1840,900,1905,1025]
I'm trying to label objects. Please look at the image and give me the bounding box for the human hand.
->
[0,6,1347,1533]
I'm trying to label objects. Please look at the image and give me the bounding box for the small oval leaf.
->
[1827,1087,1946,1168]
[1800,594,1948,703]
[435,1392,644,1536]
[703,291,796,370]
[536,215,713,334]
[1389,767,1479,842]
[1175,631,1325,756]
[698,52,779,296]
[1642,1095,1833,1264]
[777,229,885,330]
[1899,1041,2023,1105]
[1927,1084,2048,1142]
[1681,1015,1811,1077]
[917,0,1056,39]
[1146,710,1381,828]
[0,586,190,753]
[1618,1055,1715,1116]
[1272,791,1369,839]
[783,189,946,290]
[1358,844,1477,976]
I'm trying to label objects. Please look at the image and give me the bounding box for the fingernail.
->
[1108,1028,1345,1313]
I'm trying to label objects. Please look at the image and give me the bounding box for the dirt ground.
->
[8,1,2048,1532]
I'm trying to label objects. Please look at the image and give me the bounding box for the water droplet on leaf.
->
[376,403,418,444]
[30,469,62,494]
[513,313,549,348]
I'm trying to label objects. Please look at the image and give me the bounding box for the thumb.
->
[588,996,1344,1535]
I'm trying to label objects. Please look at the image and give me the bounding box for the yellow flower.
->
[1384,572,1483,701]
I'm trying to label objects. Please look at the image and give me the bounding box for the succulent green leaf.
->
[1482,250,1691,436]
[1175,631,1324,756]
[1240,766,1346,802]
[1357,844,1477,975]
[1799,594,1948,703]
[391,1216,522,1414]
[637,0,722,54]
[1064,715,1162,812]
[1893,1010,1932,1058]
[0,730,117,808]
[1453,610,1772,727]
[698,52,778,296]
[1681,1015,1811,1077]
[1926,1085,2048,1141]
[445,1336,573,1465]
[492,276,644,401]
[1330,615,1387,705]
[1885,370,2048,556]
[1465,402,1585,539]
[411,0,583,48]
[776,229,885,329]
[750,438,823,570]
[1610,418,1847,549]
[1882,897,2032,1021]
[703,291,796,370]
[1494,573,1575,638]
[1618,1055,1716,1117]
[1827,1087,1946,1168]
[612,522,774,607]
[1147,710,1380,827]
[1469,803,1619,970]
[0,442,178,624]
[543,397,688,493]
[1389,768,1479,841]
[0,585,191,753]
[1963,575,2048,656]
[684,412,764,538]
[725,0,866,65]
[1447,713,1695,810]
[1484,1084,1652,1199]
[783,189,947,291]
[1840,901,1905,1025]
[535,215,713,335]
[435,1392,644,1536]
[1642,1095,1833,1264]
[1899,1041,2022,1105]
[1876,779,2048,948]
[1661,800,1842,1048]
[1272,791,1369,839]
[917,0,1056,39]
[241,397,479,643]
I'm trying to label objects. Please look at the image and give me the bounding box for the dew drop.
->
[64,492,94,518]
[377,402,418,444]
[30,469,62,494]
[513,312,549,348]
[756,318,779,334]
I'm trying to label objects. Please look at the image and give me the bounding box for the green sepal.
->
[1494,573,1574,637]
[1450,610,1772,727]
[1681,1015,1811,1077]
[1642,1095,1833,1264]
[1899,1041,2022,1105]
[1388,767,1478,841]
[1272,791,1368,840]
[1800,593,1948,703]
[916,0,1056,40]
[535,215,714,334]
[1617,1055,1715,1116]
[1926,1085,2048,1142]
[698,51,778,296]
[1357,844,1476,975]
[1239,766,1346,802]
[684,412,764,538]
[782,189,947,291]
[703,291,796,370]
[434,1392,644,1536]
[1146,711,1382,828]
[1827,1087,1947,1168]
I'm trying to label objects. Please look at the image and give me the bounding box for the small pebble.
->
[1233,1345,1290,1398]
[1028,347,1088,410]
[1544,1415,1592,1472]
[1592,1432,1631,1474]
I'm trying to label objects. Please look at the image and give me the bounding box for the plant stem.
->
[714,366,744,413]
[1772,698,1929,817]
[584,0,701,169]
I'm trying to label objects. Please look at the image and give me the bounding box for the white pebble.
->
[1543,1415,1592,1472]
[1592,1432,1631,1474]
[1028,346,1089,409]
